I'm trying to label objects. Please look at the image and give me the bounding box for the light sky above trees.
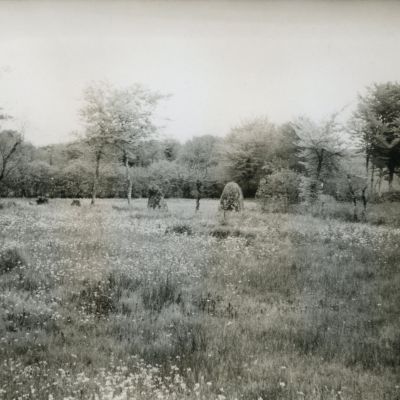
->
[0,0,400,146]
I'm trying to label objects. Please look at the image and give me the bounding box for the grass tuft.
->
[0,245,29,274]
[165,223,193,235]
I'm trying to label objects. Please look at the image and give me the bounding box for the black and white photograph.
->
[0,1,399,399]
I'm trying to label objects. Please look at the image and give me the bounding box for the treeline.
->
[0,119,299,199]
[1,81,400,206]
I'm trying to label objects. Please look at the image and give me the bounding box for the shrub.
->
[256,168,300,212]
[112,204,130,212]
[70,199,81,206]
[36,196,49,205]
[379,191,400,202]
[141,277,181,312]
[75,279,115,316]
[0,201,18,210]
[209,227,256,245]
[0,245,29,274]
[165,224,193,235]
[1,291,55,332]
[219,181,244,212]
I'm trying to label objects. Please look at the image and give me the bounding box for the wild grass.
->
[0,198,399,399]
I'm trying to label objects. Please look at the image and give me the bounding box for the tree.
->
[275,123,302,171]
[80,82,115,204]
[26,160,55,197]
[256,168,300,212]
[61,159,92,198]
[352,82,400,192]
[179,135,220,210]
[109,85,162,205]
[162,139,181,161]
[0,129,23,188]
[80,82,162,205]
[292,115,344,203]
[222,118,279,197]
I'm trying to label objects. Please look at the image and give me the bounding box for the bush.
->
[0,246,29,274]
[256,168,300,212]
[165,224,193,235]
[75,279,115,316]
[0,201,18,210]
[219,181,244,212]
[141,278,181,313]
[378,191,400,202]
[209,227,256,244]
[36,196,49,205]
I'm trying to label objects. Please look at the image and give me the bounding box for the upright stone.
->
[219,182,244,212]
[147,185,168,210]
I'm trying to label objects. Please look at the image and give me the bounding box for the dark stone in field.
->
[219,181,244,212]
[36,197,49,205]
[71,199,81,207]
[147,185,168,210]
[165,224,193,235]
[209,227,256,245]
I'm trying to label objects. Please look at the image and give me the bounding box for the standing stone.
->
[219,182,244,212]
[147,185,168,210]
[36,196,49,205]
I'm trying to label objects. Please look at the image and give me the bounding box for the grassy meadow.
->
[0,198,399,399]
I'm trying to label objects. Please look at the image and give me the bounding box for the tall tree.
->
[80,82,115,205]
[0,127,23,187]
[222,117,279,197]
[353,82,400,191]
[180,135,220,211]
[162,139,181,161]
[109,85,162,205]
[80,82,162,205]
[292,115,344,203]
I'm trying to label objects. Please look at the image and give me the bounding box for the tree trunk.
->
[125,156,132,205]
[370,164,375,196]
[316,150,324,180]
[347,175,358,221]
[388,164,395,192]
[195,179,202,212]
[91,152,101,205]
[361,186,367,221]
[378,169,383,198]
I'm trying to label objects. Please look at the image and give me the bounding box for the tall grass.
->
[0,198,399,399]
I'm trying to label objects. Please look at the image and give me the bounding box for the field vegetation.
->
[1,63,400,400]
[1,198,399,399]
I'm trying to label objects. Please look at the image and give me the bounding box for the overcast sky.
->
[0,1,399,146]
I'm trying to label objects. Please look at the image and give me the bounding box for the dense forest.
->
[1,81,400,206]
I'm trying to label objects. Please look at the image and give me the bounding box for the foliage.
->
[60,159,92,198]
[222,117,279,197]
[1,84,400,203]
[179,135,221,210]
[352,82,400,191]
[165,223,193,235]
[80,81,163,204]
[0,245,28,274]
[179,135,220,174]
[292,115,345,203]
[256,168,300,211]
[0,129,23,184]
